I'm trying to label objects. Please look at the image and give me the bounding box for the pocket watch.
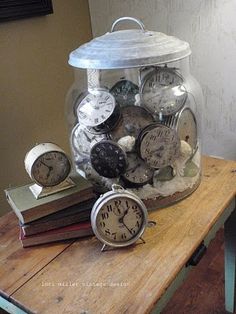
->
[176,107,198,150]
[138,124,180,169]
[110,105,154,141]
[90,140,127,178]
[121,153,154,187]
[91,184,148,251]
[70,123,109,156]
[24,143,75,198]
[140,66,187,116]
[76,89,121,134]
[110,79,139,106]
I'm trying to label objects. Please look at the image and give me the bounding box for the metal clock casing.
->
[24,143,72,188]
[138,123,180,169]
[140,67,187,116]
[91,185,148,248]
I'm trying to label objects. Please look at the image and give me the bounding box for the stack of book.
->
[5,176,97,248]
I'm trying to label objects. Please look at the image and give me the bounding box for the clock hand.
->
[40,160,53,171]
[149,145,164,154]
[118,209,134,235]
[126,163,141,173]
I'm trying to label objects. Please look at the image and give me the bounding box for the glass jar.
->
[66,17,203,209]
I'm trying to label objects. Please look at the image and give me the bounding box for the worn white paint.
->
[88,0,236,159]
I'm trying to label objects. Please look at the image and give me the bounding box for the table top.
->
[1,156,236,314]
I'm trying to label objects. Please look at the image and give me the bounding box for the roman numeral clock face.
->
[76,90,116,128]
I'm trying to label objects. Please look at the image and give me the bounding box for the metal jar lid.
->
[68,17,191,70]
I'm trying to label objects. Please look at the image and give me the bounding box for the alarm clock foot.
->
[140,237,146,244]
[29,178,76,199]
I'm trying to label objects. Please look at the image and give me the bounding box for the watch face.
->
[122,153,154,186]
[93,196,146,246]
[141,67,187,116]
[70,123,109,156]
[176,107,198,150]
[139,124,180,169]
[110,80,139,106]
[90,140,127,178]
[32,151,71,187]
[110,105,154,141]
[77,90,116,127]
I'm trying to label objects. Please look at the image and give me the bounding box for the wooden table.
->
[1,156,236,314]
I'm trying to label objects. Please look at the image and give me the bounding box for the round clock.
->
[121,153,154,187]
[110,105,154,141]
[91,184,148,249]
[90,140,127,178]
[110,79,139,106]
[138,124,180,169]
[24,143,72,187]
[176,107,198,150]
[76,89,120,134]
[70,123,109,156]
[140,66,187,116]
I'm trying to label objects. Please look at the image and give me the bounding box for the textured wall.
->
[89,0,236,159]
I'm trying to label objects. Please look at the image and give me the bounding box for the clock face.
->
[176,107,198,150]
[71,124,109,156]
[90,141,127,178]
[32,151,71,187]
[77,90,116,127]
[139,124,180,169]
[95,196,145,245]
[110,80,139,106]
[122,153,154,186]
[141,67,187,116]
[110,105,154,141]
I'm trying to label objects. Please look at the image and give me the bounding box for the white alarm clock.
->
[24,143,75,199]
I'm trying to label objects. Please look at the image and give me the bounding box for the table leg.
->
[225,203,236,313]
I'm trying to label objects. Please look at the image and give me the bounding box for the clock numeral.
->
[100,221,106,228]
[94,118,99,124]
[112,232,117,240]
[121,233,127,240]
[136,220,140,228]
[125,201,130,209]
[105,229,111,235]
[106,205,113,212]
[114,200,121,207]
[130,228,136,235]
[102,212,109,220]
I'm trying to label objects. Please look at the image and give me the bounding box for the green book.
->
[5,176,95,224]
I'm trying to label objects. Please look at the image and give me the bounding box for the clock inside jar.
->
[137,123,180,169]
[140,66,187,117]
[110,105,154,141]
[76,89,121,134]
[110,79,139,106]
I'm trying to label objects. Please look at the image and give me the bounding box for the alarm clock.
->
[24,143,75,199]
[76,89,121,134]
[138,123,180,169]
[140,66,187,116]
[91,184,148,251]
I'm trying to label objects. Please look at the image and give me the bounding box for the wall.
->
[0,0,92,215]
[89,0,236,160]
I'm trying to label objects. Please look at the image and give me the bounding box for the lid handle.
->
[111,17,145,32]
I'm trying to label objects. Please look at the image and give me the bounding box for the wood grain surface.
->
[0,212,73,296]
[2,156,236,313]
